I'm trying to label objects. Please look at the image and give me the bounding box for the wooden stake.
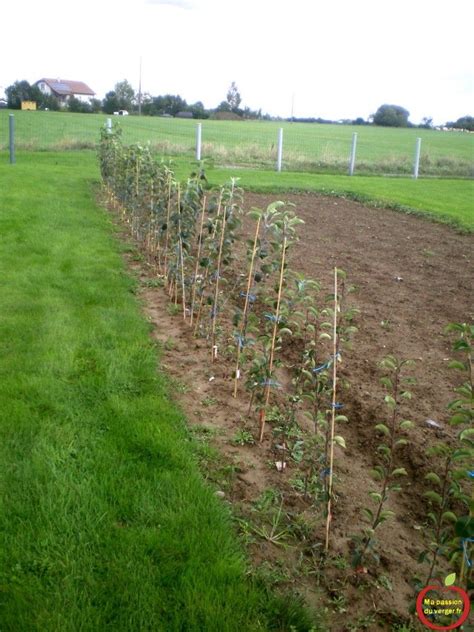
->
[325,267,338,553]
[176,186,187,320]
[190,196,207,326]
[163,176,173,282]
[210,194,225,362]
[259,233,287,442]
[233,215,261,397]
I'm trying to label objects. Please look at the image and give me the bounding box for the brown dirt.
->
[116,192,473,632]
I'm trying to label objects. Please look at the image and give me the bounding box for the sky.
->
[2,0,472,124]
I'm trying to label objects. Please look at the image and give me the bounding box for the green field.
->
[0,154,316,630]
[1,109,473,177]
[1,151,472,231]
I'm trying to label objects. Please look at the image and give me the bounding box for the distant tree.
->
[373,104,410,127]
[67,96,93,113]
[142,94,188,116]
[89,98,102,113]
[102,80,134,113]
[352,117,367,126]
[447,115,474,131]
[188,101,209,119]
[215,100,231,113]
[38,93,60,111]
[226,81,241,112]
[102,91,121,114]
[5,80,42,109]
[114,79,135,111]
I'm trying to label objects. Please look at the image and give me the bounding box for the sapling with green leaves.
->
[351,355,415,568]
[419,322,473,589]
[257,205,304,442]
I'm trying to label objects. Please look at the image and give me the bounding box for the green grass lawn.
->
[0,153,314,631]
[1,109,473,176]
[2,151,472,231]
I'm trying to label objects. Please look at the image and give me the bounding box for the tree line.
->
[4,79,473,130]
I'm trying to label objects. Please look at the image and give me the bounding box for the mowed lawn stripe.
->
[0,157,308,631]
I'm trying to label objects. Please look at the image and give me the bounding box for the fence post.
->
[196,123,202,161]
[348,132,357,176]
[106,117,112,133]
[276,127,283,172]
[413,137,422,179]
[9,114,15,164]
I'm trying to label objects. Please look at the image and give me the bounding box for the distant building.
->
[34,78,95,105]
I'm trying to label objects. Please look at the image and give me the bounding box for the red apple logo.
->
[416,573,470,630]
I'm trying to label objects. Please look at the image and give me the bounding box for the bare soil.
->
[117,192,473,631]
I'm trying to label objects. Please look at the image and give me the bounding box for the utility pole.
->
[138,57,142,116]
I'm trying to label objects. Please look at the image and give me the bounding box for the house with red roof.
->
[34,78,95,105]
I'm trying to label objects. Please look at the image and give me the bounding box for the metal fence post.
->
[106,117,112,133]
[9,114,15,164]
[348,132,357,176]
[413,137,422,179]
[196,123,202,161]
[276,128,283,172]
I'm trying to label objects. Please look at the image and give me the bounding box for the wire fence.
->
[1,110,473,178]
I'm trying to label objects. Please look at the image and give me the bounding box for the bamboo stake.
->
[233,215,261,397]
[259,233,287,443]
[163,176,173,282]
[190,196,207,327]
[175,186,187,320]
[325,267,339,553]
[210,195,225,361]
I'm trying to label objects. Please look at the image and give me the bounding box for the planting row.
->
[98,125,472,596]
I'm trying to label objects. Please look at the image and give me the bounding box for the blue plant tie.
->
[313,361,330,374]
[467,470,474,478]
[331,402,344,409]
[260,379,280,388]
[210,307,219,318]
[319,467,331,479]
[234,334,246,349]
[239,291,256,303]
[461,538,474,567]
[312,353,341,374]
[264,313,282,323]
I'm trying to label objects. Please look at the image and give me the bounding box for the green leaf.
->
[460,428,474,441]
[399,420,414,430]
[379,510,395,522]
[334,435,346,449]
[448,360,466,371]
[441,511,458,524]
[394,438,409,448]
[424,472,441,486]
[450,413,469,426]
[368,491,382,503]
[380,377,393,390]
[278,328,293,336]
[335,415,348,423]
[424,491,443,506]
[370,467,385,481]
[391,467,407,477]
[387,483,402,493]
[361,508,374,523]
[444,572,456,587]
[454,515,474,538]
[384,395,396,409]
[375,423,390,436]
